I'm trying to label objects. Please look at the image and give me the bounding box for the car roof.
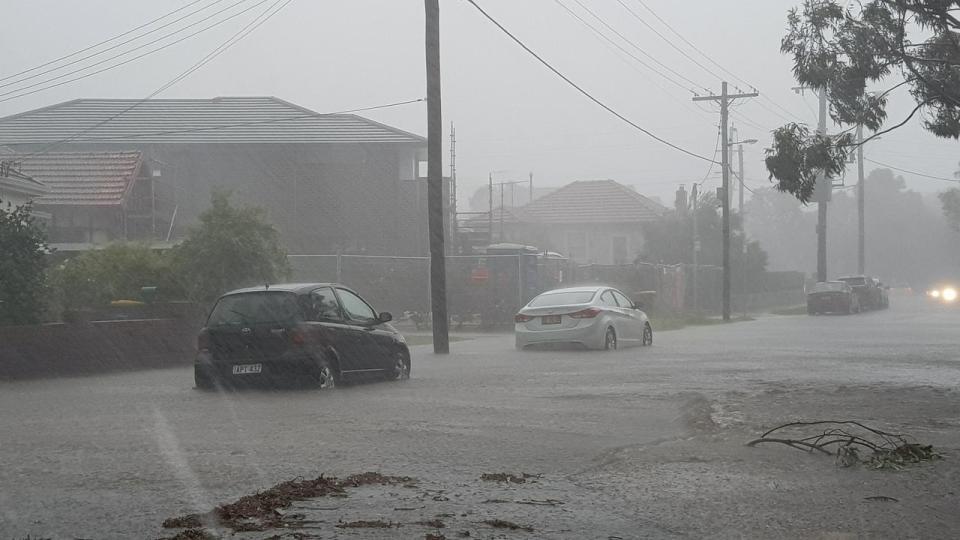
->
[220,283,348,296]
[538,286,608,295]
[837,275,867,279]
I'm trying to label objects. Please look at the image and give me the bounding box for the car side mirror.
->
[632,302,644,310]
[377,311,393,323]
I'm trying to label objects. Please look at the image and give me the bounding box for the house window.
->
[612,236,628,265]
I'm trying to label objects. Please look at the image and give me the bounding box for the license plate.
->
[232,363,262,375]
[542,315,561,325]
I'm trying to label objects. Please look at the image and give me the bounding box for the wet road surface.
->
[1,293,958,538]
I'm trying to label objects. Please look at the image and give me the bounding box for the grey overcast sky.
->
[1,0,957,207]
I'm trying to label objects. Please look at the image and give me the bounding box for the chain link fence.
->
[289,254,805,327]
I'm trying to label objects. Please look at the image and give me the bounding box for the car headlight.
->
[930,289,941,298]
[943,288,957,302]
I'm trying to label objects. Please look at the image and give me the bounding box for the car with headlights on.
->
[927,283,958,305]
[194,283,410,390]
[807,281,860,315]
[515,286,652,350]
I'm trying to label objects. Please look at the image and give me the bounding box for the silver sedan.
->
[515,286,653,350]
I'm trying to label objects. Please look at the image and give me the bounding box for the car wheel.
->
[391,349,411,381]
[641,323,653,346]
[603,327,617,350]
[194,366,215,390]
[314,357,337,390]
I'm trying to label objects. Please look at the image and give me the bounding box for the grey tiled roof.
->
[0,97,425,145]
[6,151,142,206]
[519,180,666,224]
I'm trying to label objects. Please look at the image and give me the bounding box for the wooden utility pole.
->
[693,82,757,320]
[815,89,829,283]
[856,123,865,275]
[425,0,448,354]
[691,182,699,312]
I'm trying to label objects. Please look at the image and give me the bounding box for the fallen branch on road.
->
[746,420,941,469]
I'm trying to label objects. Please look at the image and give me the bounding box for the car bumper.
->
[515,320,606,350]
[194,351,320,388]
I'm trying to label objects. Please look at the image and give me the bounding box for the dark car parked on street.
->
[194,283,410,390]
[837,275,889,310]
[807,281,860,315]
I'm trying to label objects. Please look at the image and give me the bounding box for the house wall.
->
[0,178,44,209]
[12,142,428,255]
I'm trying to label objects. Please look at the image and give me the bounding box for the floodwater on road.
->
[2,293,958,538]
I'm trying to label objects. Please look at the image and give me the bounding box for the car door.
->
[304,287,364,373]
[334,287,390,373]
[598,289,634,343]
[612,289,646,343]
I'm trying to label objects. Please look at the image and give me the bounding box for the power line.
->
[465,0,718,164]
[551,0,689,92]
[629,0,807,123]
[0,0,232,90]
[698,125,722,185]
[0,0,212,83]
[864,158,960,183]
[562,0,709,93]
[23,0,294,158]
[0,0,273,104]
[612,0,724,82]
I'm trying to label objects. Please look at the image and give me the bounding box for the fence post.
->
[336,249,343,283]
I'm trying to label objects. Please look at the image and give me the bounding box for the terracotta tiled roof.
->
[0,97,425,145]
[7,151,142,206]
[519,180,665,224]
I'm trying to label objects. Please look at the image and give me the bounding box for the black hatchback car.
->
[194,283,410,389]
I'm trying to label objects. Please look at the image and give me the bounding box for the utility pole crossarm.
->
[691,91,759,103]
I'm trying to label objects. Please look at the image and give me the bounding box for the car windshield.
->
[207,292,302,326]
[528,290,597,307]
[838,277,866,286]
[812,282,846,292]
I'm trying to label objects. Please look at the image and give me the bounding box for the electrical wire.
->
[551,0,691,93]
[0,0,273,103]
[0,0,212,83]
[864,158,960,183]
[464,0,719,164]
[629,0,808,123]
[0,0,232,90]
[563,0,709,93]
[23,0,294,158]
[697,126,722,186]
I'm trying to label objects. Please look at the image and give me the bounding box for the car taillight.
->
[569,308,601,319]
[515,313,533,323]
[289,329,306,346]
[197,330,211,352]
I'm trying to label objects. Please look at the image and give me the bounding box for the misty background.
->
[2,0,958,283]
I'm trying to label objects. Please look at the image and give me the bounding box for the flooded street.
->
[2,294,958,538]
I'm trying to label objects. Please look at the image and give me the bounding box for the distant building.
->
[0,168,46,211]
[469,180,666,264]
[0,97,430,254]
[2,151,171,250]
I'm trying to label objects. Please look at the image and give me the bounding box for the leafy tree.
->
[939,161,960,230]
[172,190,290,302]
[641,191,767,279]
[49,243,182,311]
[0,199,48,325]
[941,188,960,230]
[766,0,960,202]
